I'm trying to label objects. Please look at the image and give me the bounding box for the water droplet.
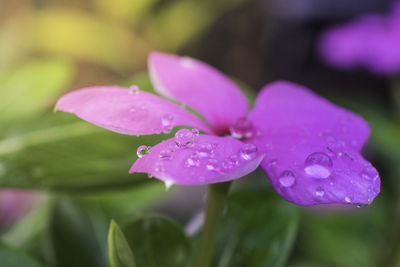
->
[230,117,254,139]
[129,85,140,94]
[161,114,174,133]
[360,165,379,181]
[345,195,353,203]
[268,160,278,168]
[221,154,239,171]
[137,145,151,158]
[315,187,325,197]
[147,173,153,179]
[186,153,200,167]
[164,180,174,191]
[192,129,200,136]
[327,141,346,157]
[206,159,218,171]
[175,129,195,148]
[304,152,332,179]
[240,143,258,160]
[159,149,173,160]
[279,170,295,187]
[197,143,214,158]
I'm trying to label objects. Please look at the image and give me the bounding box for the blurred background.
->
[0,0,399,266]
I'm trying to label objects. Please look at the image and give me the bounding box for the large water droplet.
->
[230,117,254,139]
[161,114,174,133]
[186,153,200,167]
[129,85,140,94]
[175,129,195,148]
[279,170,295,187]
[360,165,379,181]
[304,152,332,179]
[315,187,325,197]
[240,143,258,160]
[137,145,151,158]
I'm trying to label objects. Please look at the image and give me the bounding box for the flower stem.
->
[195,181,232,267]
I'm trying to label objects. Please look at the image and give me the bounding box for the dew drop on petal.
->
[161,114,174,133]
[137,145,151,158]
[304,152,333,179]
[360,165,379,181]
[221,154,239,171]
[197,143,214,158]
[230,117,254,139]
[240,143,258,160]
[159,149,173,160]
[192,129,200,136]
[175,129,196,148]
[129,85,140,94]
[186,153,200,167]
[206,159,218,171]
[147,173,153,179]
[315,187,325,197]
[345,195,353,203]
[279,170,295,187]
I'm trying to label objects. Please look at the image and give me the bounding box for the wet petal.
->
[148,52,249,133]
[248,81,379,206]
[56,86,212,135]
[130,134,264,185]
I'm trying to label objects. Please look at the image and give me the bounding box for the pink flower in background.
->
[319,1,400,75]
[0,189,40,228]
[56,52,380,206]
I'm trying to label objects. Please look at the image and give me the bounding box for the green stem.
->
[195,181,232,267]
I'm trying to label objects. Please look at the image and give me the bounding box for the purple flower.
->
[56,52,380,206]
[319,1,400,75]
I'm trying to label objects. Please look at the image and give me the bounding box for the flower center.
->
[229,117,254,140]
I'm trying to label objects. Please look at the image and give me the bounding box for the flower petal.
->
[130,134,264,185]
[248,81,380,206]
[148,52,249,133]
[56,86,212,135]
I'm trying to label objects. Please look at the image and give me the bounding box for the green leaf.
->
[108,220,136,267]
[212,189,299,267]
[0,59,74,123]
[45,197,107,267]
[297,206,385,267]
[0,242,44,267]
[122,215,192,267]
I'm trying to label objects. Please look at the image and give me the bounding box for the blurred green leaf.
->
[108,220,136,267]
[94,0,157,23]
[0,59,74,123]
[0,242,44,267]
[297,205,385,267]
[122,214,192,267]
[212,189,299,267]
[33,9,148,71]
[46,197,106,267]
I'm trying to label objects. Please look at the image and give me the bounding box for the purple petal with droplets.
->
[148,52,249,133]
[56,86,212,135]
[130,134,265,185]
[248,81,379,206]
